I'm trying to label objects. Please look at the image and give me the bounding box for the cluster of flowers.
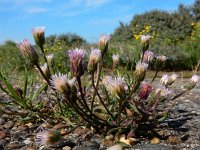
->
[17,28,200,147]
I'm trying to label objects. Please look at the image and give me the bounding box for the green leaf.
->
[31,83,48,101]
[0,72,28,108]
[23,67,28,99]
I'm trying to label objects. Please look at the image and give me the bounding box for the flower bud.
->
[160,73,178,86]
[46,54,54,65]
[98,34,110,57]
[155,55,167,69]
[135,62,148,79]
[32,26,45,48]
[140,35,151,51]
[18,39,39,64]
[87,49,101,73]
[112,54,120,68]
[138,82,152,100]
[143,50,154,63]
[40,63,50,79]
[67,49,85,77]
[186,75,200,90]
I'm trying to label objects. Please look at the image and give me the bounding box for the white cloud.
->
[25,7,48,13]
[85,0,112,8]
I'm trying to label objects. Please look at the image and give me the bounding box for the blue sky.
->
[0,0,195,44]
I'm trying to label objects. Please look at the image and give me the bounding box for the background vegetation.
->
[0,0,200,73]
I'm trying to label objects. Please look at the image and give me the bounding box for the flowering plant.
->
[0,27,199,147]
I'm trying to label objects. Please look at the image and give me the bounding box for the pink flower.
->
[143,50,154,63]
[18,39,39,63]
[138,82,152,100]
[68,49,86,77]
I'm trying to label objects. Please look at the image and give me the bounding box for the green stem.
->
[35,63,50,85]
[91,73,115,120]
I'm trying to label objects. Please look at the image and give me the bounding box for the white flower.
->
[112,54,120,66]
[135,62,148,76]
[190,75,200,83]
[104,77,126,99]
[50,73,71,93]
[140,35,151,43]
[160,74,169,85]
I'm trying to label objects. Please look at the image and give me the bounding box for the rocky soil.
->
[0,78,200,150]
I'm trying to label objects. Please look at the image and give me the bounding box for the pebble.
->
[106,144,123,150]
[0,118,5,125]
[23,138,32,145]
[3,121,14,129]
[0,130,7,139]
[62,146,72,150]
[150,137,161,144]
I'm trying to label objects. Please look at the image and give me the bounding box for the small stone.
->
[62,146,71,150]
[1,114,9,119]
[150,137,161,144]
[119,135,136,145]
[0,130,7,139]
[3,121,14,129]
[105,134,114,140]
[106,144,123,150]
[23,138,32,145]
[0,118,5,125]
[25,122,33,127]
[167,136,181,145]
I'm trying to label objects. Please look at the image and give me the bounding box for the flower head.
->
[40,63,50,78]
[98,34,110,56]
[143,50,154,63]
[32,26,45,48]
[156,55,167,62]
[112,54,120,67]
[68,49,86,77]
[140,35,151,43]
[170,73,178,83]
[155,86,172,97]
[160,74,169,85]
[35,130,61,146]
[46,54,54,64]
[18,39,39,63]
[135,62,148,77]
[138,82,153,100]
[104,77,126,99]
[87,49,101,73]
[190,75,200,83]
[50,73,72,94]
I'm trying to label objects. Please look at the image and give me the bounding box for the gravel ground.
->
[0,78,200,150]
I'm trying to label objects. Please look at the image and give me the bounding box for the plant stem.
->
[76,76,110,125]
[35,63,50,85]
[91,73,115,120]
